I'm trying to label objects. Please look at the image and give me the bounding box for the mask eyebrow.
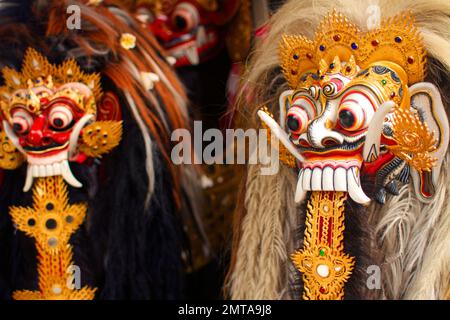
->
[44,97,84,114]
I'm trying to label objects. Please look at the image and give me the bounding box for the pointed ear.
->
[408,82,449,202]
[278,89,294,129]
[97,91,122,121]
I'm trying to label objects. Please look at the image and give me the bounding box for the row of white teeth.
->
[170,26,213,65]
[24,160,82,192]
[295,166,370,205]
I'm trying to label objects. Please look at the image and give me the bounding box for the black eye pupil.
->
[13,123,23,133]
[174,15,187,30]
[287,115,300,132]
[339,109,355,128]
[53,118,64,127]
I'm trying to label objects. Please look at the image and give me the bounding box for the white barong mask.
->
[258,11,449,206]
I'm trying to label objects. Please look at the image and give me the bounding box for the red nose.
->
[26,115,47,146]
[149,17,176,43]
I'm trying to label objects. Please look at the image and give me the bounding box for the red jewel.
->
[390,92,396,98]
[306,53,313,59]
[333,34,341,41]
[407,56,414,64]
[319,287,326,294]
[371,39,379,46]
[291,70,298,75]
[346,66,352,72]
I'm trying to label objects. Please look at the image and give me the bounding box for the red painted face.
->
[11,96,85,158]
[144,1,235,67]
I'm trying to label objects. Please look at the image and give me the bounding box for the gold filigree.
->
[0,128,24,169]
[387,107,437,172]
[259,107,297,168]
[79,121,123,158]
[0,48,101,115]
[291,191,354,300]
[9,176,96,300]
[350,62,405,106]
[280,10,426,89]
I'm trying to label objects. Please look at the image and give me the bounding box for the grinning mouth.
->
[165,26,218,66]
[297,136,366,153]
[295,164,371,205]
[23,142,68,153]
[293,136,371,205]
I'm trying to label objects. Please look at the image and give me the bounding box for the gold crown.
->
[280,10,426,89]
[0,48,101,112]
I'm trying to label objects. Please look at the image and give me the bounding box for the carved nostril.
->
[41,137,52,146]
[322,137,340,146]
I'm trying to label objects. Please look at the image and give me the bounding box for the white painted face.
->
[260,61,449,205]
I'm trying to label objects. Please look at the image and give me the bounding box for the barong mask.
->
[0,48,122,192]
[138,0,242,66]
[257,10,449,299]
[259,11,449,206]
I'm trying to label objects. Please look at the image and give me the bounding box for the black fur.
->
[0,0,185,299]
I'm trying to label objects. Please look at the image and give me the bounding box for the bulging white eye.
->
[49,105,74,131]
[286,95,317,135]
[172,3,200,32]
[286,106,309,135]
[12,109,33,134]
[337,92,375,131]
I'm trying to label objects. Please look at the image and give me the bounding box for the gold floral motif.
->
[0,128,24,169]
[9,176,96,300]
[79,121,123,158]
[388,107,437,172]
[291,191,354,300]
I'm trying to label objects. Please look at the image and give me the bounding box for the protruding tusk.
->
[68,114,94,158]
[60,160,82,188]
[23,165,34,192]
[257,110,304,162]
[2,120,26,154]
[295,169,306,203]
[347,167,371,205]
[363,101,395,162]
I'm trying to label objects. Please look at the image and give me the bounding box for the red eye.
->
[171,3,199,32]
[286,106,309,135]
[337,93,375,131]
[11,109,33,134]
[49,106,74,131]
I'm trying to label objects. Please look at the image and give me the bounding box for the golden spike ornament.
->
[9,176,96,300]
[292,192,354,300]
[0,48,101,116]
[279,10,426,89]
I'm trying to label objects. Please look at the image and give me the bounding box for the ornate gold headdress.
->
[0,48,101,114]
[280,10,427,89]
